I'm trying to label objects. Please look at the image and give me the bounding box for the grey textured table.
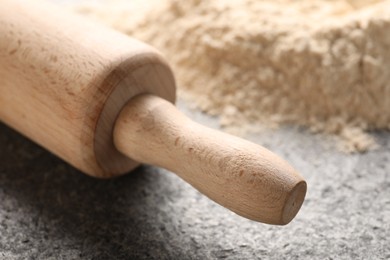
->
[0,100,389,259]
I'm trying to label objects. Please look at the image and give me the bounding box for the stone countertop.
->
[0,100,389,259]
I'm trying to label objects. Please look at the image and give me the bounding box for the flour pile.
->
[74,0,390,152]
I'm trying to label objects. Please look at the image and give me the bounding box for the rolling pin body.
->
[0,0,306,224]
[0,0,175,177]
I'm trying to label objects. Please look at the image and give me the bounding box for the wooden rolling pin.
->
[0,0,306,225]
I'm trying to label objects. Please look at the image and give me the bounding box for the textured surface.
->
[74,0,390,153]
[0,101,389,259]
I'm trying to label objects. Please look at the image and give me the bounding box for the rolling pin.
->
[0,0,306,225]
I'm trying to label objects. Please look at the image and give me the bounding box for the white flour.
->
[73,0,390,152]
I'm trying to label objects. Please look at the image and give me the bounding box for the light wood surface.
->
[114,95,306,224]
[0,0,306,224]
[0,0,175,177]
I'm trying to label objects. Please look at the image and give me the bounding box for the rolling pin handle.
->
[113,94,306,225]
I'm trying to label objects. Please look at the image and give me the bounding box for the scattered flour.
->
[73,0,390,152]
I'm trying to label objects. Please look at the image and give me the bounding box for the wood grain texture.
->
[114,95,306,224]
[0,0,306,224]
[0,0,175,177]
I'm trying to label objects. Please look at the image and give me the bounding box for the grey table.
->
[0,99,389,259]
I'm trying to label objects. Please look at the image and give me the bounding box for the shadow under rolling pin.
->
[0,0,306,225]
